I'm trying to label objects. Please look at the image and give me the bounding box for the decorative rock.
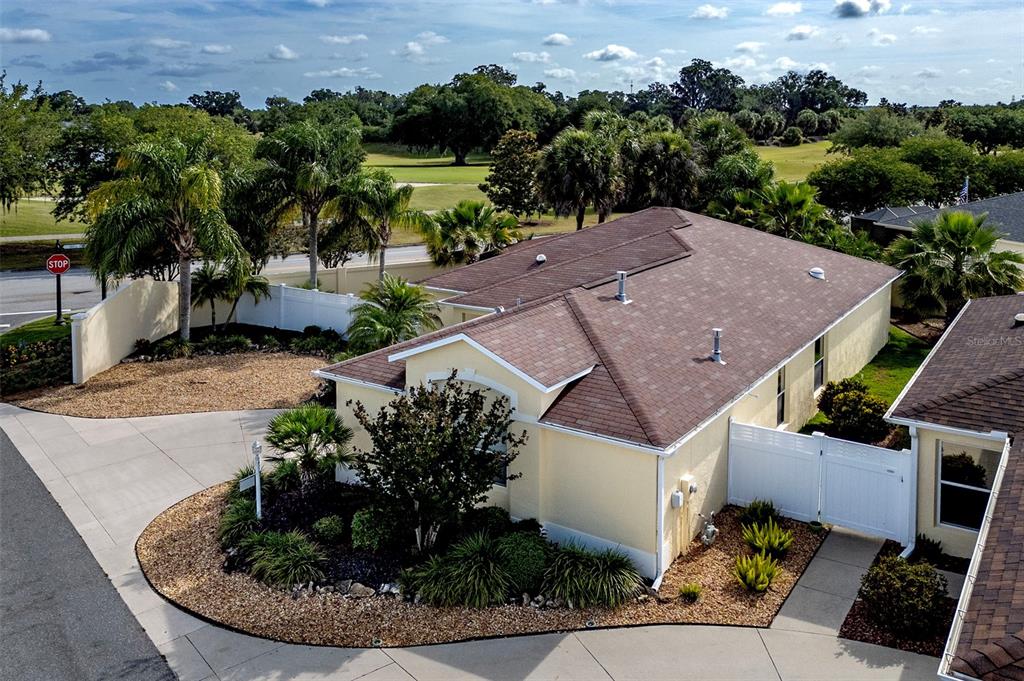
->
[552,598,563,608]
[336,579,352,595]
[413,593,422,605]
[531,595,544,608]
[545,599,556,608]
[522,593,530,607]
[637,594,650,603]
[349,582,375,597]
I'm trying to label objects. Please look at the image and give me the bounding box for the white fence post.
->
[277,283,287,328]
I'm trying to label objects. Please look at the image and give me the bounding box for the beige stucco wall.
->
[71,279,180,383]
[268,260,447,296]
[914,427,1005,558]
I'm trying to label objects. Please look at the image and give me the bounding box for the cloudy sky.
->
[0,0,1019,107]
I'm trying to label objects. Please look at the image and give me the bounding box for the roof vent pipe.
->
[710,328,726,364]
[615,270,631,304]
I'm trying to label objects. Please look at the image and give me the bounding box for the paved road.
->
[0,245,430,330]
[0,428,174,681]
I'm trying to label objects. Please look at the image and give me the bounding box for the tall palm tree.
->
[85,135,242,341]
[347,274,441,352]
[538,128,621,230]
[337,169,429,279]
[191,261,230,330]
[709,181,831,240]
[265,404,354,491]
[418,200,522,266]
[886,211,1024,323]
[224,262,272,327]
[255,119,363,288]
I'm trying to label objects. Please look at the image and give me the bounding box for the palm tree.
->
[709,181,831,240]
[224,264,272,327]
[538,128,621,230]
[255,120,363,288]
[85,135,242,341]
[191,261,230,330]
[337,169,429,279]
[347,274,441,352]
[886,211,1024,323]
[418,200,522,266]
[265,404,354,491]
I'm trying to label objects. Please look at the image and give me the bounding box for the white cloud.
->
[321,34,368,45]
[691,4,729,19]
[915,67,941,79]
[307,0,329,6]
[774,56,800,70]
[957,68,971,75]
[158,80,178,92]
[858,65,882,74]
[658,48,687,55]
[399,41,424,58]
[583,44,638,61]
[268,44,298,60]
[303,66,381,78]
[910,25,940,35]
[512,51,551,63]
[614,57,671,85]
[417,31,448,45]
[766,2,802,16]
[0,28,52,43]
[542,32,572,46]
[867,28,896,45]
[544,67,577,80]
[833,0,891,17]
[724,55,757,69]
[201,44,232,54]
[786,24,820,40]
[735,41,766,54]
[149,37,191,50]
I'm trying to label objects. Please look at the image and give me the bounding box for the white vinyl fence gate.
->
[728,420,915,544]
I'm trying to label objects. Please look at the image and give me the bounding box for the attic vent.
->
[809,267,825,280]
[615,270,631,304]
[536,254,547,264]
[1014,312,1024,326]
[710,328,726,364]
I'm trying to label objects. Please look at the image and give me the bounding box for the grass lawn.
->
[1,240,86,271]
[364,144,491,184]
[0,199,85,239]
[388,208,630,246]
[1,315,72,345]
[852,325,933,406]
[755,141,833,182]
[407,184,488,212]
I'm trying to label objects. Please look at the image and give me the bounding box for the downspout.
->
[652,454,666,590]
[898,425,918,559]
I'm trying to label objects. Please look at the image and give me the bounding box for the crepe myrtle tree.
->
[349,372,528,552]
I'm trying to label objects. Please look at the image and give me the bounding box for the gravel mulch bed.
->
[839,598,953,657]
[8,353,322,418]
[137,488,826,647]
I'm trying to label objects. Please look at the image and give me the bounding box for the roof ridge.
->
[901,366,1024,418]
[442,217,693,305]
[563,292,663,447]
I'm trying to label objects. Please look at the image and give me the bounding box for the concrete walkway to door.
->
[0,403,940,681]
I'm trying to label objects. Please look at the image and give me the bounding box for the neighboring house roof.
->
[870,191,1024,243]
[854,205,932,222]
[321,207,899,450]
[889,295,1024,680]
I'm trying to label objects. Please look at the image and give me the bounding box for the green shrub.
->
[742,518,794,560]
[260,334,283,351]
[734,552,780,592]
[312,515,347,545]
[351,507,401,552]
[740,499,779,527]
[239,531,325,587]
[198,334,253,354]
[302,325,323,336]
[228,464,256,501]
[265,459,301,496]
[818,377,869,418]
[512,517,544,536]
[404,533,511,608]
[290,335,343,357]
[218,497,261,548]
[912,533,944,565]
[134,338,153,355]
[678,582,702,603]
[461,505,514,538]
[541,543,643,608]
[781,126,803,146]
[496,532,550,594]
[829,391,890,443]
[0,338,73,395]
[858,554,949,638]
[153,337,192,359]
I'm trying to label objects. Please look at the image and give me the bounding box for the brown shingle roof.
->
[888,296,1024,678]
[322,208,899,449]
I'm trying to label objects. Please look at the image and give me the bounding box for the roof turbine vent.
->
[710,328,726,364]
[536,254,547,264]
[809,266,825,280]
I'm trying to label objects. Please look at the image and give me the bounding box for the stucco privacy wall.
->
[914,427,1006,557]
[268,260,446,295]
[660,283,893,560]
[71,279,179,383]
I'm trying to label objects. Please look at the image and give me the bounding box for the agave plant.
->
[264,404,354,490]
[741,518,794,560]
[734,552,780,593]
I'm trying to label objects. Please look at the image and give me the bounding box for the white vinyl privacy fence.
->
[728,420,915,544]
[228,283,359,334]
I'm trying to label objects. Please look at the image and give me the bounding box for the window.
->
[776,368,786,426]
[937,441,1000,530]
[477,439,508,487]
[813,336,826,391]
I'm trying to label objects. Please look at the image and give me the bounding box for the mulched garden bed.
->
[137,486,826,647]
[8,352,322,418]
[839,598,955,657]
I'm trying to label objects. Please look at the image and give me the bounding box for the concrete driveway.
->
[0,404,940,681]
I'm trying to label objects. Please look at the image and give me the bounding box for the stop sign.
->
[46,253,71,275]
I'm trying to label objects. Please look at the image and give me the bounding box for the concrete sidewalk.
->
[0,404,940,681]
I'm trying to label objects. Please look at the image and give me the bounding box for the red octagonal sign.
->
[46,253,71,276]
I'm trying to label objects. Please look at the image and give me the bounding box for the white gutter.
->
[937,436,1012,681]
[886,417,1009,443]
[898,425,919,559]
[653,456,666,589]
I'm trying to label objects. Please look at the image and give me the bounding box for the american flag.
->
[957,176,970,204]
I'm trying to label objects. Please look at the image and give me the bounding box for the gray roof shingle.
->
[872,191,1024,243]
